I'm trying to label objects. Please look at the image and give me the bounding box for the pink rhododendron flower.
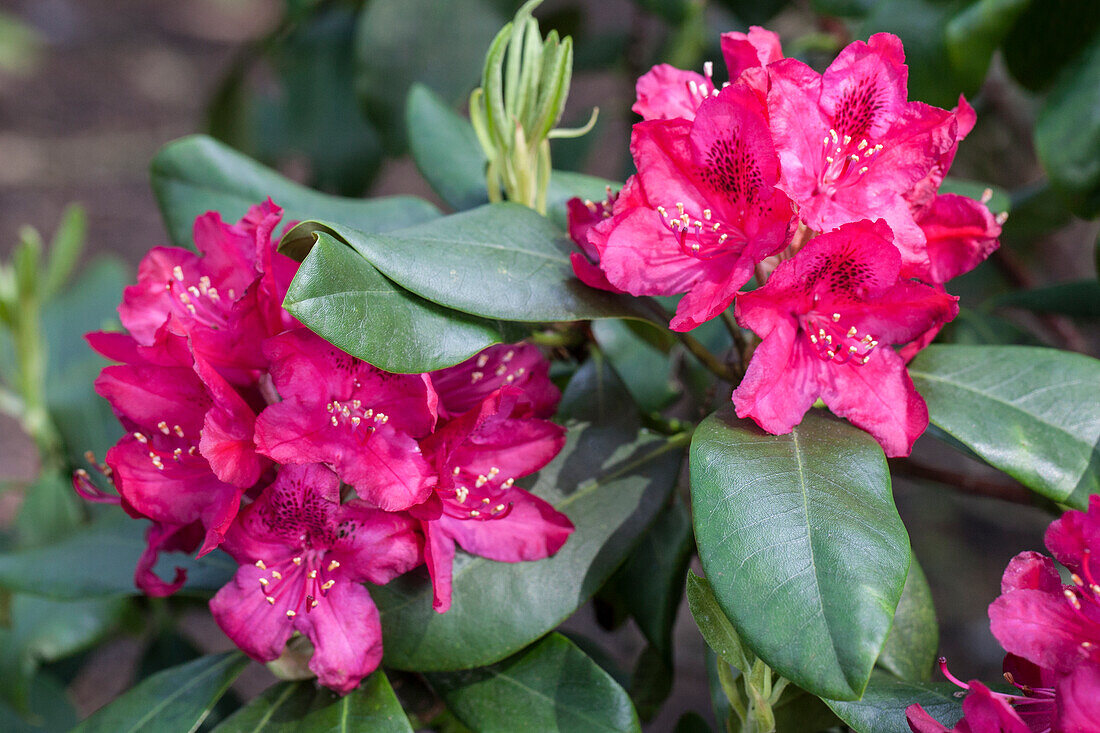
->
[910,499,1100,731]
[414,387,571,613]
[92,328,252,557]
[592,83,795,331]
[118,200,297,384]
[731,219,958,457]
[210,464,420,694]
[991,496,1100,677]
[766,34,959,270]
[633,26,782,122]
[907,677,1034,733]
[253,328,438,511]
[430,342,560,420]
[566,190,625,293]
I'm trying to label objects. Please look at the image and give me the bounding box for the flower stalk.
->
[469,0,597,214]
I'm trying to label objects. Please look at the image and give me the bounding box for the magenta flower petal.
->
[441,489,573,563]
[293,581,384,694]
[255,329,438,510]
[1055,662,1100,732]
[212,464,420,692]
[733,220,956,455]
[210,563,298,662]
[990,589,1100,676]
[1001,551,1063,595]
[915,193,1001,286]
[633,64,710,121]
[430,343,560,420]
[720,26,783,82]
[193,353,267,489]
[1044,495,1100,578]
[418,388,571,613]
[135,521,202,597]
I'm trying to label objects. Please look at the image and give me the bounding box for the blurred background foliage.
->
[0,0,1096,730]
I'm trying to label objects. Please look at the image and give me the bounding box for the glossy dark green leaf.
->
[943,308,1042,347]
[606,496,693,654]
[1036,35,1100,218]
[877,556,938,682]
[686,571,748,668]
[281,206,654,324]
[908,345,1100,506]
[944,0,1030,88]
[150,135,440,248]
[355,0,503,152]
[1003,0,1100,91]
[213,672,411,732]
[0,514,236,599]
[284,232,521,372]
[690,407,910,700]
[995,280,1100,318]
[73,652,248,733]
[428,634,640,733]
[773,688,842,733]
[372,425,684,671]
[592,320,679,414]
[557,350,640,429]
[824,670,963,733]
[406,84,489,212]
[671,711,712,733]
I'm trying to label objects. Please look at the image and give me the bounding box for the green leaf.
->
[372,424,684,670]
[407,84,489,212]
[686,571,748,670]
[14,473,83,549]
[73,652,248,733]
[557,350,640,429]
[213,672,412,732]
[824,670,963,733]
[1036,34,1100,218]
[944,0,1030,89]
[355,0,504,153]
[150,135,440,248]
[772,688,842,733]
[714,0,789,25]
[592,320,679,414]
[0,514,236,599]
[427,634,640,733]
[605,496,693,655]
[908,345,1100,506]
[281,205,654,324]
[1003,0,1100,92]
[40,257,129,467]
[0,595,130,713]
[41,203,86,299]
[995,280,1100,318]
[690,407,910,700]
[283,232,521,372]
[877,556,938,682]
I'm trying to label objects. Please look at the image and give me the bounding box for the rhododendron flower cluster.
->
[906,496,1100,732]
[568,29,1002,456]
[78,202,573,693]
